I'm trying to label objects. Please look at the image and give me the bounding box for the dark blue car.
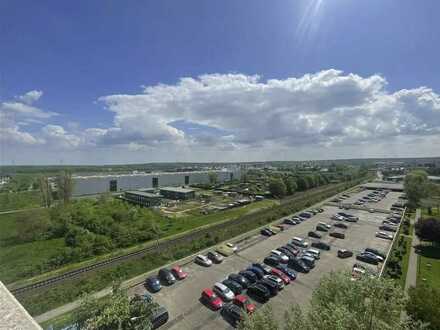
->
[145,276,161,292]
[247,266,265,280]
[275,265,297,280]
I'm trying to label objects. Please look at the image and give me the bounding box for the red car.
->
[271,268,290,285]
[171,265,188,280]
[233,295,256,314]
[201,288,223,310]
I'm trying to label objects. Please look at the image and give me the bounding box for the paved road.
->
[404,209,420,291]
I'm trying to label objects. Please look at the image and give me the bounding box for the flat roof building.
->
[160,187,195,200]
[123,191,163,207]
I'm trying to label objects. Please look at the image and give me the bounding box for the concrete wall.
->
[72,169,240,196]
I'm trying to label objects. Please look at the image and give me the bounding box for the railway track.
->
[11,180,359,296]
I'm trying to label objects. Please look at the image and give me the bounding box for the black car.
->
[277,247,295,259]
[221,303,243,326]
[329,231,345,239]
[247,283,270,302]
[158,268,176,285]
[275,265,297,280]
[207,251,224,264]
[334,223,348,229]
[150,306,169,329]
[284,218,297,225]
[252,263,272,274]
[299,212,312,218]
[247,266,265,279]
[145,276,161,292]
[365,248,386,259]
[288,258,310,273]
[356,253,379,265]
[258,278,279,296]
[229,274,250,289]
[379,225,397,232]
[222,279,243,295]
[261,228,274,236]
[239,270,257,284]
[285,243,300,255]
[308,231,322,239]
[264,255,281,267]
[311,241,331,251]
[337,249,353,258]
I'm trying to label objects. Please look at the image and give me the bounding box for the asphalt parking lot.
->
[129,188,402,330]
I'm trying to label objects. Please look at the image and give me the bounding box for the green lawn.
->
[0,191,42,212]
[0,238,66,283]
[417,245,440,287]
[399,236,412,287]
[0,209,49,245]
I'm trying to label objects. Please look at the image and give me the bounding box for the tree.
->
[268,178,287,198]
[39,175,52,207]
[74,284,154,330]
[404,170,429,208]
[283,177,297,195]
[239,271,420,330]
[57,170,74,204]
[208,171,218,185]
[296,177,308,191]
[407,284,440,330]
[415,217,440,245]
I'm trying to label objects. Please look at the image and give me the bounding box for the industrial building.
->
[160,187,195,200]
[71,169,240,196]
[123,191,163,207]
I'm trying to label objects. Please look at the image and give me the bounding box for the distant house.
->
[123,191,163,207]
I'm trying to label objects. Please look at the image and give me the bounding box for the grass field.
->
[417,245,440,287]
[0,199,277,285]
[0,191,42,212]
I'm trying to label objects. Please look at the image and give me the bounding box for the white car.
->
[318,222,331,229]
[305,248,321,260]
[195,254,212,267]
[291,237,308,248]
[264,275,285,289]
[213,282,234,301]
[271,250,289,263]
[331,215,345,221]
[376,231,393,240]
[226,242,238,252]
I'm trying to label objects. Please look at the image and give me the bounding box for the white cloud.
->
[17,90,43,104]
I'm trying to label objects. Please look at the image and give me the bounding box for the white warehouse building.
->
[72,169,240,196]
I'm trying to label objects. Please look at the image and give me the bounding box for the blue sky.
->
[1,0,440,164]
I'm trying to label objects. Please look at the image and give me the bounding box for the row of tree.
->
[268,173,331,198]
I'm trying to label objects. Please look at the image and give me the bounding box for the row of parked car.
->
[261,208,324,236]
[354,189,389,206]
[375,209,403,241]
[145,265,188,292]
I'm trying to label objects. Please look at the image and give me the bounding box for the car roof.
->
[203,288,214,296]
[214,282,228,290]
[234,294,246,302]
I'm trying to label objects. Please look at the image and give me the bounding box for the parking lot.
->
[129,188,403,330]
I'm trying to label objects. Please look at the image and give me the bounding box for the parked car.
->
[145,276,161,292]
[271,268,290,284]
[233,295,256,314]
[365,248,386,259]
[379,225,397,232]
[308,231,322,239]
[311,241,331,250]
[334,222,348,229]
[247,283,270,302]
[228,274,250,289]
[239,270,257,284]
[258,278,279,296]
[299,255,315,269]
[291,237,309,248]
[316,224,329,232]
[305,248,321,260]
[274,224,287,231]
[217,244,234,256]
[363,251,384,262]
[261,228,274,236]
[329,231,345,239]
[252,263,272,274]
[288,258,310,273]
[376,231,394,240]
[284,218,297,225]
[275,264,297,280]
[207,251,224,264]
[213,282,235,301]
[195,254,213,267]
[277,247,296,260]
[171,265,188,280]
[337,249,353,258]
[150,305,169,329]
[356,253,379,265]
[226,242,238,252]
[338,212,359,221]
[270,250,289,263]
[158,268,176,285]
[283,244,300,256]
[332,214,345,221]
[264,255,281,267]
[222,279,243,295]
[318,222,332,229]
[264,274,285,290]
[268,225,282,234]
[246,266,265,280]
[299,212,313,218]
[221,303,243,326]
